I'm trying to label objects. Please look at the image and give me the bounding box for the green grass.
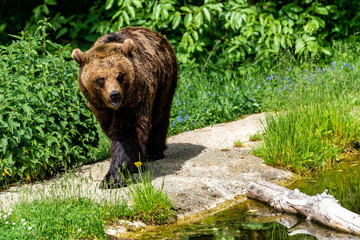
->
[253,100,360,174]
[125,165,176,225]
[252,41,360,174]
[0,166,176,240]
[249,132,263,142]
[233,140,245,148]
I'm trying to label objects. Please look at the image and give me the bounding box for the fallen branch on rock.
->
[246,180,360,236]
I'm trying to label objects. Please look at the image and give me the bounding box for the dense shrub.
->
[1,1,360,65]
[0,24,99,188]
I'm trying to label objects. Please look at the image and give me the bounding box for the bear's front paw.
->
[99,172,126,189]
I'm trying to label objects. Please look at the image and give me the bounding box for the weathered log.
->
[247,199,360,239]
[246,180,360,236]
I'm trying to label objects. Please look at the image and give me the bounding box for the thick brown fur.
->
[72,27,178,188]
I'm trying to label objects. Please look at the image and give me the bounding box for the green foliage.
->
[0,22,99,188]
[2,1,360,65]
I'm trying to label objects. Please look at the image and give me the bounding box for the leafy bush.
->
[2,1,360,65]
[0,23,99,188]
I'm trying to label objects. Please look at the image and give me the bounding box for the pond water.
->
[145,156,360,239]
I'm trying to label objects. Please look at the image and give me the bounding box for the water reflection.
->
[147,158,360,239]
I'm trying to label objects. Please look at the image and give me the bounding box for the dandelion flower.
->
[134,162,142,168]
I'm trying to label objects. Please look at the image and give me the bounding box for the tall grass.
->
[253,45,360,174]
[124,164,176,225]
[254,100,360,174]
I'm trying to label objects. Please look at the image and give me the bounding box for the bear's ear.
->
[72,48,86,67]
[120,39,134,56]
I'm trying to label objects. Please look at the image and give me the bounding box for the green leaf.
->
[274,36,280,48]
[286,11,299,20]
[320,47,332,56]
[315,7,328,15]
[44,0,57,5]
[1,138,8,155]
[172,15,181,30]
[180,6,192,13]
[202,7,211,22]
[295,38,306,55]
[123,11,130,24]
[281,35,286,48]
[304,36,316,43]
[184,13,193,28]
[194,12,203,28]
[161,8,169,19]
[289,6,303,13]
[42,4,49,15]
[154,4,161,21]
[56,28,68,39]
[127,5,136,19]
[132,0,142,8]
[105,0,115,10]
[192,31,199,41]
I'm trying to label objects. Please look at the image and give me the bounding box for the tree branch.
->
[202,28,231,71]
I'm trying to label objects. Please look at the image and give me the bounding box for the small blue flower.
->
[332,61,336,67]
[350,66,354,70]
[266,77,270,81]
[344,62,349,67]
[288,67,292,71]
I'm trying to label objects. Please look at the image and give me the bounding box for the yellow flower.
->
[134,161,142,168]
[2,169,11,176]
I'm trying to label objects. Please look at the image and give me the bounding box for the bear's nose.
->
[110,91,121,102]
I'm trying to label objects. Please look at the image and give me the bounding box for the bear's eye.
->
[96,77,105,88]
[117,73,124,84]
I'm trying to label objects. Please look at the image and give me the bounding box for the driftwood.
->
[247,199,360,240]
[246,180,360,236]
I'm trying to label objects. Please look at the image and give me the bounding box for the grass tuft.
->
[233,140,245,148]
[125,165,177,225]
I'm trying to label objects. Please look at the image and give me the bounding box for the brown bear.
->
[71,27,178,188]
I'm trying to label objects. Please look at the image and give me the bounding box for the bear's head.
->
[72,39,138,110]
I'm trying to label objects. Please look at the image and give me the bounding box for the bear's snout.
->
[110,91,121,105]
